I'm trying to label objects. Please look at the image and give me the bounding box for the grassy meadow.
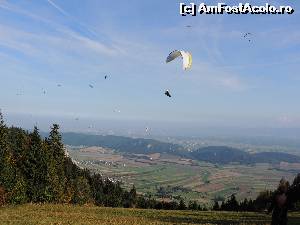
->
[1,204,300,225]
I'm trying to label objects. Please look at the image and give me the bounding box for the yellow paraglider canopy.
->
[166,50,192,70]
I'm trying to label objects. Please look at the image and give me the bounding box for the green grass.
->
[1,204,300,225]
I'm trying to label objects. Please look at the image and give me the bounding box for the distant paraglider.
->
[164,90,171,98]
[89,84,94,88]
[244,32,252,42]
[104,75,108,79]
[166,50,192,70]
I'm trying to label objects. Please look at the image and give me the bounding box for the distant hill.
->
[59,132,300,165]
[190,146,253,164]
[61,132,186,156]
[191,146,300,165]
[252,152,300,164]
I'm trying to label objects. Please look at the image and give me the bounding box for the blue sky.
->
[0,0,300,133]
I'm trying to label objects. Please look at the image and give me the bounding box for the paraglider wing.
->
[181,51,192,70]
[166,50,192,70]
[166,50,182,63]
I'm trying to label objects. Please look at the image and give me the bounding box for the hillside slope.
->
[191,146,300,165]
[62,132,186,156]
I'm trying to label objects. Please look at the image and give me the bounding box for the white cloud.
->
[46,0,69,17]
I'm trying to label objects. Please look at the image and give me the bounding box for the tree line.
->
[0,112,299,211]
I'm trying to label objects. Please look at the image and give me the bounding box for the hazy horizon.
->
[2,111,300,140]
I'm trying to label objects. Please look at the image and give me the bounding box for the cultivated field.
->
[67,146,299,204]
[1,204,300,225]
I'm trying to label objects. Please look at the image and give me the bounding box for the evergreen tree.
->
[23,127,48,202]
[9,172,27,204]
[0,112,15,197]
[188,200,198,210]
[213,200,220,211]
[89,173,104,206]
[72,176,91,205]
[129,185,137,207]
[45,124,66,202]
[0,185,6,206]
[254,190,272,211]
[178,198,186,210]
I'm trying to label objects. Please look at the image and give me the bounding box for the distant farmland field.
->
[68,146,298,204]
[1,204,300,225]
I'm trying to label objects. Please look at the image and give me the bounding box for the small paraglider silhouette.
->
[104,75,108,79]
[75,118,79,121]
[42,89,46,94]
[57,84,62,87]
[244,32,252,42]
[164,90,171,98]
[145,127,150,133]
[186,25,192,28]
[89,84,94,88]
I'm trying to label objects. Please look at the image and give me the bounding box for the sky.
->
[0,0,300,135]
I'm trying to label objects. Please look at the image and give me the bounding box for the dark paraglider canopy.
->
[165,90,171,98]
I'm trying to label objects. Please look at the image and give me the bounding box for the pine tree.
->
[45,124,66,202]
[72,176,91,205]
[9,172,28,204]
[213,200,220,211]
[227,194,239,211]
[129,185,137,207]
[0,113,18,203]
[188,200,198,210]
[27,127,48,202]
[0,111,9,187]
[179,198,186,210]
